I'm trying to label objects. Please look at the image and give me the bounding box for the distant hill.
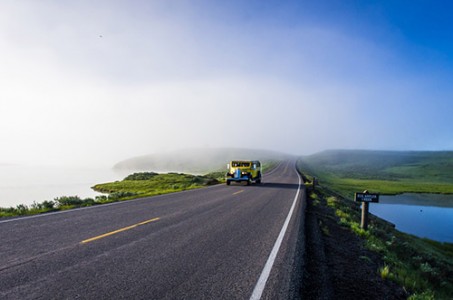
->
[114,148,289,174]
[300,149,453,183]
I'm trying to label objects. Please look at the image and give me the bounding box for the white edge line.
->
[249,165,302,300]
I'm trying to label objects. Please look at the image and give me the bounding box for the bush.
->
[108,192,137,200]
[15,204,28,215]
[81,198,96,206]
[54,196,84,207]
[124,172,158,180]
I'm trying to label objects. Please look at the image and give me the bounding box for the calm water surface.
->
[0,165,131,207]
[369,194,453,243]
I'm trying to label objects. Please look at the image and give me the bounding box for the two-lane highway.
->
[0,160,306,299]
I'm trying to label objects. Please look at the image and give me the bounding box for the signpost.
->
[354,190,379,230]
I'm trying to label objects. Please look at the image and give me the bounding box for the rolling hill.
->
[298,149,453,196]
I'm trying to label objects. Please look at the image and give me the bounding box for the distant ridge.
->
[114,148,289,174]
[301,149,453,183]
[304,149,453,166]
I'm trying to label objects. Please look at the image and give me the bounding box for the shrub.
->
[81,198,96,206]
[54,196,83,207]
[124,172,158,180]
[15,204,28,215]
[108,192,137,200]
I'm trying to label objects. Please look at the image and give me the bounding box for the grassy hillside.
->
[298,150,453,197]
[92,172,221,200]
[114,147,288,174]
[95,160,278,201]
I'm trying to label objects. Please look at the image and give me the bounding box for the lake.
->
[0,165,132,208]
[369,194,453,243]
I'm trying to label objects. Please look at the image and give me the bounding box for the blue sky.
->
[1,1,452,166]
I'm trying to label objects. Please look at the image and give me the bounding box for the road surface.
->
[0,160,306,299]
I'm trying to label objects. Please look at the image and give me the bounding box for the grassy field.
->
[92,172,220,199]
[298,150,453,198]
[297,150,453,298]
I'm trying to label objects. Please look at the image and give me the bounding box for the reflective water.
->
[369,194,453,243]
[0,165,131,207]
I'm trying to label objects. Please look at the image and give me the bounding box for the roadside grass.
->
[300,161,453,299]
[0,172,220,218]
[308,187,453,299]
[0,160,280,219]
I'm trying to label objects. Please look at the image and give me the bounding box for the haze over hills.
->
[300,149,453,182]
[113,148,290,174]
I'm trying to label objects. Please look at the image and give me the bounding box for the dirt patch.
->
[301,190,408,299]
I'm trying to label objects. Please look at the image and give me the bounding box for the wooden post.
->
[355,190,379,231]
[361,201,369,230]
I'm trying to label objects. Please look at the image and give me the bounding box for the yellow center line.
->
[81,217,160,244]
[233,190,244,195]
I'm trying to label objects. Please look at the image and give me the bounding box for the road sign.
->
[355,192,379,203]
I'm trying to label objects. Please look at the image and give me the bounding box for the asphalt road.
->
[0,160,306,299]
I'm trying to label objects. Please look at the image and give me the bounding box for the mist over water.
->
[0,165,131,207]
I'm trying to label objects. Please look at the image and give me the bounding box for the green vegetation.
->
[0,172,221,218]
[92,172,220,199]
[308,188,453,299]
[124,172,159,180]
[1,196,107,218]
[298,152,453,299]
[298,150,453,197]
[0,160,280,219]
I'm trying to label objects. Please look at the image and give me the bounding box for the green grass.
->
[298,150,453,198]
[310,188,453,299]
[92,172,220,199]
[0,160,281,219]
[93,160,279,199]
[299,152,453,298]
[321,176,453,198]
[0,172,220,218]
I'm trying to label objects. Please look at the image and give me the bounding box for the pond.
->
[369,194,453,243]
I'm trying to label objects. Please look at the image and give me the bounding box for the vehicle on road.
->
[226,160,262,185]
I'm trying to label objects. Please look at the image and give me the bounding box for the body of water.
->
[0,165,132,208]
[369,194,453,243]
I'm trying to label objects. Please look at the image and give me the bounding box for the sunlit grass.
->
[298,154,453,297]
[379,264,390,280]
[297,151,453,198]
[326,176,453,197]
[305,187,453,298]
[0,172,221,218]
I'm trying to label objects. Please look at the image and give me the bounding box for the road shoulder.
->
[300,190,408,299]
